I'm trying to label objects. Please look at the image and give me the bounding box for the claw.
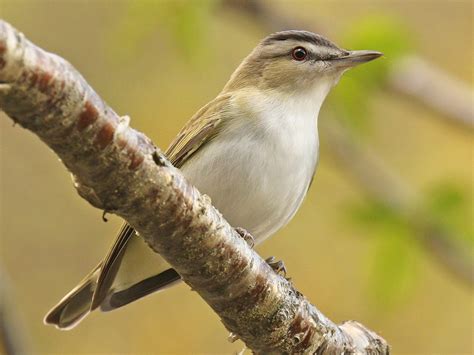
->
[235,227,255,248]
[228,331,239,343]
[265,256,288,278]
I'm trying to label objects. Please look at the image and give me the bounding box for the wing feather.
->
[166,93,232,167]
[91,93,232,309]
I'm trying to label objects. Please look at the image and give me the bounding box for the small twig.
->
[388,55,473,129]
[323,118,473,285]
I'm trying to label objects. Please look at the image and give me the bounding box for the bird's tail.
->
[43,263,101,330]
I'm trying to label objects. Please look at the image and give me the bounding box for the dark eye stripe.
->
[259,48,328,61]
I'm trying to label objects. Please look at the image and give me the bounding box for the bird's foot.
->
[235,227,255,248]
[265,256,289,280]
[228,331,239,343]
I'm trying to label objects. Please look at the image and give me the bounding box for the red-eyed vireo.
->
[45,30,382,329]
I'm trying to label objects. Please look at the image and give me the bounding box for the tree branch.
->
[0,20,389,354]
[388,55,473,129]
[323,119,474,285]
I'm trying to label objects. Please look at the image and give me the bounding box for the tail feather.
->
[102,268,180,311]
[45,265,180,329]
[45,227,182,330]
[44,264,100,330]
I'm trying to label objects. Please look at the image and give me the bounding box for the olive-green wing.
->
[165,93,231,167]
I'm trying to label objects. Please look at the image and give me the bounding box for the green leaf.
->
[424,181,473,245]
[328,15,413,133]
[369,228,418,309]
[342,15,413,84]
[108,0,216,62]
[347,200,419,308]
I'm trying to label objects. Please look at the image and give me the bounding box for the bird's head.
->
[223,30,382,95]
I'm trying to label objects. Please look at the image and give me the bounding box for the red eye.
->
[292,47,307,61]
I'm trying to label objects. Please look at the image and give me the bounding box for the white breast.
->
[181,83,332,243]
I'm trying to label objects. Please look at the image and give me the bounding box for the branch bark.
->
[0,20,389,354]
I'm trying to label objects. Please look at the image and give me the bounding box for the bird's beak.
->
[331,50,383,68]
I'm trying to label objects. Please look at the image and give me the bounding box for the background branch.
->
[323,119,473,285]
[388,55,473,129]
[0,20,389,354]
[223,0,473,286]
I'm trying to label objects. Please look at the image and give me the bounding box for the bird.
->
[44,30,381,329]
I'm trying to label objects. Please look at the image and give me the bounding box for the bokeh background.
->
[0,0,472,354]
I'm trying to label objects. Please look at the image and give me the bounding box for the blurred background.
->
[0,0,472,354]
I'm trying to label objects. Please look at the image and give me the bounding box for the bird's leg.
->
[235,227,255,248]
[265,256,289,279]
[227,332,248,355]
[234,230,289,280]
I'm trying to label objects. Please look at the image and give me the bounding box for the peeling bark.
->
[0,20,389,354]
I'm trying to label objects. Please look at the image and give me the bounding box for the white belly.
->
[112,88,329,292]
[180,92,320,243]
